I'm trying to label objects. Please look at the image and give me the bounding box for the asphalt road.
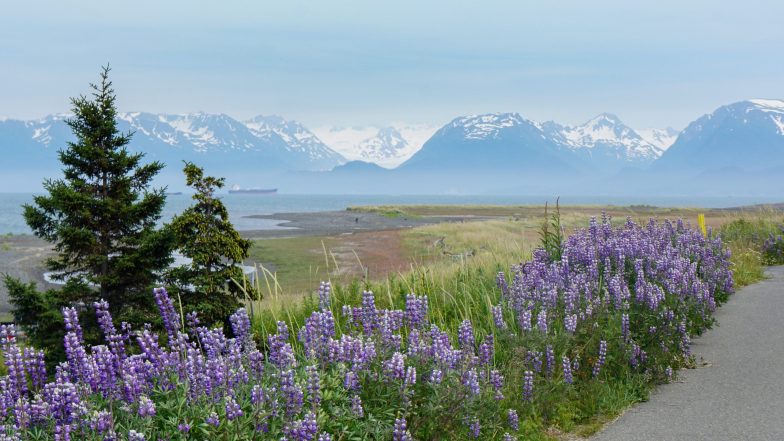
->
[593,266,784,441]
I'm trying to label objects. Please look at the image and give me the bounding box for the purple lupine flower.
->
[94,299,126,361]
[351,394,364,417]
[490,369,504,400]
[225,396,243,421]
[178,423,191,433]
[392,417,412,441]
[522,370,534,402]
[665,366,674,380]
[404,366,417,388]
[229,308,252,346]
[318,434,333,441]
[563,356,573,384]
[469,418,481,438]
[458,320,475,351]
[536,309,548,333]
[478,334,494,366]
[61,307,83,343]
[318,281,332,311]
[565,314,578,333]
[153,287,181,342]
[405,294,429,328]
[206,412,220,427]
[621,313,630,340]
[251,385,265,406]
[462,368,480,396]
[545,345,555,378]
[496,271,509,299]
[280,369,304,417]
[526,350,542,373]
[593,340,607,378]
[504,433,515,441]
[519,309,531,332]
[2,327,28,400]
[492,304,507,330]
[360,291,378,334]
[507,409,519,431]
[306,364,321,408]
[89,410,113,434]
[429,368,443,385]
[138,396,156,418]
[344,370,360,391]
[128,430,146,441]
[384,352,406,382]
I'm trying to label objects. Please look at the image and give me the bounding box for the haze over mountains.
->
[1,99,782,196]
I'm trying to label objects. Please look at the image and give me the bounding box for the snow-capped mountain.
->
[0,112,349,190]
[245,115,345,170]
[655,99,784,171]
[313,124,437,168]
[399,112,573,173]
[400,112,664,173]
[549,113,663,163]
[637,127,679,151]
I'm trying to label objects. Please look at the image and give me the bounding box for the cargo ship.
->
[228,185,277,195]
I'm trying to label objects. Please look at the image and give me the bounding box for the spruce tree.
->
[166,162,253,325]
[21,65,174,323]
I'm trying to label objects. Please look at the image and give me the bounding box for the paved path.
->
[593,266,784,441]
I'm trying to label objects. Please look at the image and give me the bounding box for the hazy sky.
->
[1,0,782,129]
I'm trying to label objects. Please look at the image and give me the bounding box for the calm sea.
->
[0,193,780,235]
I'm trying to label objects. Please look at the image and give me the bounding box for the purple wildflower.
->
[507,409,519,431]
[522,370,534,402]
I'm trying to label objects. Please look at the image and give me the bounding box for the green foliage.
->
[3,275,95,368]
[166,162,253,325]
[538,198,564,261]
[9,65,175,360]
[718,217,784,286]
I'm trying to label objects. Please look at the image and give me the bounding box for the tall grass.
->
[718,215,784,286]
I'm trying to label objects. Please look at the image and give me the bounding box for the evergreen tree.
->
[166,162,254,325]
[20,65,174,323]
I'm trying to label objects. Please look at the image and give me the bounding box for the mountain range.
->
[1,99,783,196]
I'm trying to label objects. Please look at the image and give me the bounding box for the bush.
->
[762,225,784,265]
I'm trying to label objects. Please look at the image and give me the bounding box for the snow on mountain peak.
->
[637,127,679,151]
[556,114,662,161]
[447,112,533,140]
[244,115,343,162]
[313,123,437,168]
[748,99,784,113]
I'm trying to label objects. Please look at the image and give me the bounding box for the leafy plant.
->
[538,198,564,261]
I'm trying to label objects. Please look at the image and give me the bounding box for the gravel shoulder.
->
[592,266,784,441]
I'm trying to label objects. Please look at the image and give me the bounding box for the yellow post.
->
[697,213,707,237]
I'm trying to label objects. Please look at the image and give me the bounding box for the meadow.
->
[3,204,782,440]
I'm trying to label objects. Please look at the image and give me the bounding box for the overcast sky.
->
[1,0,782,129]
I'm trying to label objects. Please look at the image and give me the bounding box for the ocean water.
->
[0,192,781,235]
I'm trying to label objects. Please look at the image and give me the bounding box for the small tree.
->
[14,65,174,326]
[166,162,253,325]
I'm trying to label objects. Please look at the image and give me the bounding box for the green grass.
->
[718,215,784,287]
[247,235,339,297]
